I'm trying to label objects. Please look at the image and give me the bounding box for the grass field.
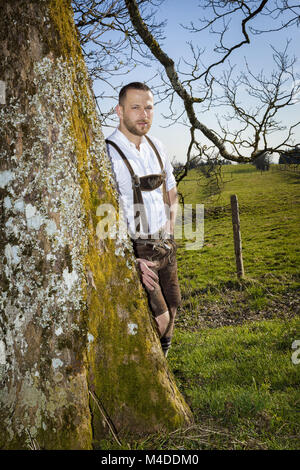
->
[171,164,300,450]
[176,165,300,330]
[101,164,300,450]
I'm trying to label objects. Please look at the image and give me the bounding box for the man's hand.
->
[136,258,159,291]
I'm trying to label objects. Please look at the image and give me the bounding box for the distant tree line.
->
[252,145,300,172]
[279,146,300,164]
[173,155,231,175]
[174,144,300,176]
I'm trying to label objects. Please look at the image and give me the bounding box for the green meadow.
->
[101,164,300,450]
[172,164,300,450]
[176,164,300,329]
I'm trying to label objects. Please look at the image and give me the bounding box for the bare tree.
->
[72,0,300,169]
[73,0,166,124]
[124,0,300,163]
[213,40,300,159]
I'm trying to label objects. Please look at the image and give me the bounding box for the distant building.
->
[279,146,300,164]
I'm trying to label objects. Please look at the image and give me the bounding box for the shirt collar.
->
[114,128,147,149]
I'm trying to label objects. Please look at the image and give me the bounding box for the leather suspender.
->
[106,137,168,234]
[106,138,149,233]
[145,136,168,207]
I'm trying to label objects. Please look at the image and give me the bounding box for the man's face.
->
[117,89,154,137]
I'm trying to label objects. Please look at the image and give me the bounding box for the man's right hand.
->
[136,258,159,291]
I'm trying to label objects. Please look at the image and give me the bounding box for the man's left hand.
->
[136,258,159,291]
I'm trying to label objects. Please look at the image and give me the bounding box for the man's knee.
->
[169,306,177,319]
[155,310,170,337]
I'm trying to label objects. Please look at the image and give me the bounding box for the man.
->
[106,82,181,357]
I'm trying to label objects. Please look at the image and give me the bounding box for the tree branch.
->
[125,0,255,162]
[124,0,300,163]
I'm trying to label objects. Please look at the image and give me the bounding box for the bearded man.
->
[106,82,181,357]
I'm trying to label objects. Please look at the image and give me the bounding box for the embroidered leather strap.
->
[145,136,168,207]
[106,139,149,233]
[106,137,168,234]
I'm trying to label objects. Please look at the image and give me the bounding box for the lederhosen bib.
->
[106,136,168,234]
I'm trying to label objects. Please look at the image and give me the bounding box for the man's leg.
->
[154,310,170,337]
[166,306,177,337]
[138,264,174,355]
[159,307,176,357]
[159,252,181,356]
[134,244,179,356]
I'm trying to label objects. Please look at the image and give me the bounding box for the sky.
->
[92,0,300,164]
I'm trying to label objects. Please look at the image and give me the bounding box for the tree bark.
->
[0,0,192,450]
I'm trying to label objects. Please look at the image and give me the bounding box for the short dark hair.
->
[119,82,152,105]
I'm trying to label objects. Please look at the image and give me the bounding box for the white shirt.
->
[106,128,176,237]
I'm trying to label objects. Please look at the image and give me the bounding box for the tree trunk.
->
[0,0,192,450]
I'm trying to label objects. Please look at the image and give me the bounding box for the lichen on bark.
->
[0,0,192,450]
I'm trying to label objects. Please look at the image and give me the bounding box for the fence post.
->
[230,194,245,279]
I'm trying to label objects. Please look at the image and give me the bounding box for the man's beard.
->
[123,116,151,136]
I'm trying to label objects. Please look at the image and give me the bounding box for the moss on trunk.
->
[0,0,192,450]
